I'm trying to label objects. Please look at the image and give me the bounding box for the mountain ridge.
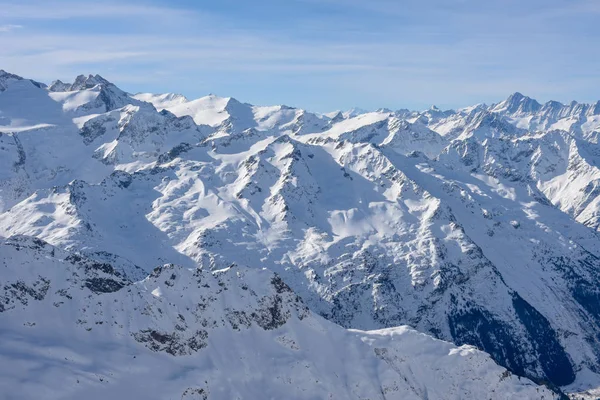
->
[1,70,600,398]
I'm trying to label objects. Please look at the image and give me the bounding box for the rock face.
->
[0,71,600,396]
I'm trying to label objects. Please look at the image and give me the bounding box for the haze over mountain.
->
[2,70,600,399]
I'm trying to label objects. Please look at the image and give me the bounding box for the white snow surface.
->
[132,92,189,110]
[2,71,600,398]
[0,236,554,400]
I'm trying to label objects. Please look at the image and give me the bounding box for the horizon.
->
[4,69,598,115]
[1,0,599,112]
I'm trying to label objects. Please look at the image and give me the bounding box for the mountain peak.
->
[0,70,46,91]
[343,107,368,118]
[132,92,189,111]
[0,69,22,79]
[47,73,113,92]
[495,92,541,115]
[507,91,525,101]
[48,79,70,92]
[70,73,111,90]
[329,111,344,123]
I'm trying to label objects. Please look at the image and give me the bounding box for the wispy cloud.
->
[0,24,22,32]
[0,1,190,20]
[0,0,598,111]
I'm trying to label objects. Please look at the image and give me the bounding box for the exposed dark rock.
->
[84,277,125,294]
[132,329,208,356]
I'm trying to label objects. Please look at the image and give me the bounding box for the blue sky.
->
[1,0,599,112]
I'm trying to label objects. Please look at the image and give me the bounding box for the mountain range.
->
[2,69,600,399]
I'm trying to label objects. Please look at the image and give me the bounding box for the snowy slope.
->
[1,70,600,396]
[0,236,555,400]
[132,92,189,110]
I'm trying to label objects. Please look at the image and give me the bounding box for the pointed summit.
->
[48,79,71,92]
[0,69,22,79]
[494,92,541,115]
[0,70,46,91]
[329,111,344,123]
[70,74,111,91]
[47,74,113,92]
[342,107,368,118]
[506,91,525,102]
[541,99,563,110]
[0,70,23,91]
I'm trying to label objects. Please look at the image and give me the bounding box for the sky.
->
[0,0,599,112]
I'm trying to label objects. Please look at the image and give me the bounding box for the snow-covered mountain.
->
[0,235,554,399]
[1,69,600,398]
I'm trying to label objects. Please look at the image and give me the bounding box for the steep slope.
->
[0,235,555,400]
[0,75,209,211]
[3,129,598,388]
[1,70,600,394]
[0,69,45,92]
[440,129,600,231]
